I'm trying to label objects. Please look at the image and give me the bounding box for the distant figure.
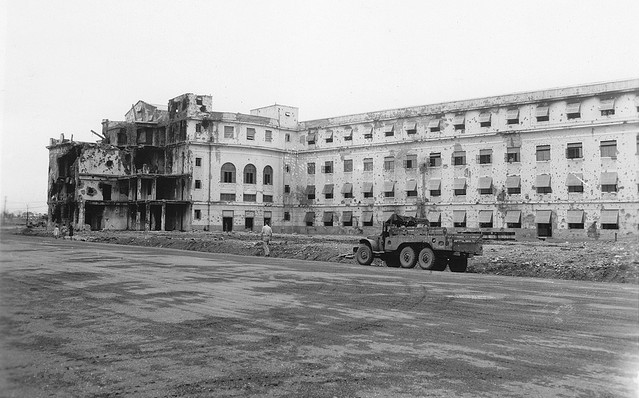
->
[68,223,74,238]
[53,225,60,239]
[261,221,273,257]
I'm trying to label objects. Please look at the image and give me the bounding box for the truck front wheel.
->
[418,247,435,270]
[356,244,374,265]
[399,246,417,268]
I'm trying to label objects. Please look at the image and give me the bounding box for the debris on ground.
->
[16,228,639,284]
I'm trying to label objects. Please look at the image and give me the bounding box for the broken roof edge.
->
[300,78,639,129]
[250,103,299,112]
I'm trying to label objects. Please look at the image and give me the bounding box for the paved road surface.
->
[1,233,638,397]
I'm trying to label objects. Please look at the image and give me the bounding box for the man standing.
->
[261,221,273,257]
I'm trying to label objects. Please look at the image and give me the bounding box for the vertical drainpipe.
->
[208,142,212,231]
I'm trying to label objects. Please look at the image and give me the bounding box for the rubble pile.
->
[20,228,639,283]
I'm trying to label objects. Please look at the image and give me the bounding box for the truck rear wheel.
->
[418,247,435,270]
[356,244,374,265]
[449,256,468,273]
[399,246,417,268]
[431,255,448,271]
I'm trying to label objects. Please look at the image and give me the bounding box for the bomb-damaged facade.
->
[47,79,639,238]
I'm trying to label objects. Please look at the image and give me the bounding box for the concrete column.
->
[145,205,151,231]
[151,179,157,200]
[137,178,142,201]
[161,203,166,231]
[78,201,85,229]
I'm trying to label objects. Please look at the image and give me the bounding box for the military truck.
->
[353,214,483,272]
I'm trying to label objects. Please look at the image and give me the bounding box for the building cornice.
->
[300,79,639,130]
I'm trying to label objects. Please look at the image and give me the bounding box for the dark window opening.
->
[566,144,583,159]
[245,217,254,230]
[479,221,493,228]
[307,163,315,174]
[195,157,202,166]
[537,187,552,194]
[508,187,521,195]
[428,153,442,167]
[454,189,466,196]
[601,223,618,230]
[344,159,353,172]
[430,190,441,197]
[263,166,273,185]
[220,193,236,201]
[568,223,584,229]
[536,145,551,161]
[244,164,256,184]
[568,185,584,193]
[284,185,290,193]
[243,194,256,202]
[537,115,549,122]
[507,223,521,228]
[263,195,273,203]
[506,150,520,163]
[102,184,112,201]
[383,158,395,171]
[194,210,201,220]
[363,191,373,198]
[284,212,290,221]
[479,188,492,195]
[601,109,615,116]
[453,154,466,165]
[479,154,492,164]
[246,128,256,140]
[363,159,373,172]
[600,140,617,158]
[325,193,333,199]
[323,161,333,174]
[601,184,617,193]
[222,217,233,232]
[407,190,418,197]
[195,180,201,189]
[384,190,394,198]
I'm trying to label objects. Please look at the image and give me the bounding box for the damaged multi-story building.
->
[48,78,639,238]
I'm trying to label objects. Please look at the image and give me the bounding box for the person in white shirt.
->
[261,221,273,257]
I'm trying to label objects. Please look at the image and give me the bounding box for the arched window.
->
[244,164,256,184]
[263,166,273,185]
[221,163,236,183]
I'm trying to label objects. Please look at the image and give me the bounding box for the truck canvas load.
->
[353,214,483,272]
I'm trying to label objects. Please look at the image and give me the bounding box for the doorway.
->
[537,223,552,237]
[223,217,233,232]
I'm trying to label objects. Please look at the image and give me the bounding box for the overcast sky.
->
[1,0,638,213]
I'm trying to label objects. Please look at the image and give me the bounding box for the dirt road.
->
[1,234,638,397]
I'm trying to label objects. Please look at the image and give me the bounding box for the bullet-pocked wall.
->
[47,80,639,237]
[290,81,639,238]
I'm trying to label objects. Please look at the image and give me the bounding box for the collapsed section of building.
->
[48,101,190,231]
[48,80,639,238]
